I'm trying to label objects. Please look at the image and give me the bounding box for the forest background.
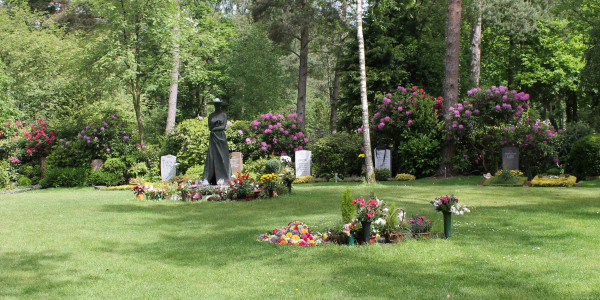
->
[1,0,599,183]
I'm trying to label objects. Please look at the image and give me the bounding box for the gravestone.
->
[502,147,519,171]
[374,148,392,172]
[91,159,104,171]
[161,155,178,181]
[230,152,243,174]
[295,150,312,177]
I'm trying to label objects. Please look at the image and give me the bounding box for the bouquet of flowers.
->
[131,183,147,195]
[409,215,432,233]
[352,197,384,222]
[258,221,326,246]
[431,194,470,215]
[260,173,279,191]
[227,172,253,198]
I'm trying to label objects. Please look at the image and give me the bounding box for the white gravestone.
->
[161,155,178,181]
[374,149,391,172]
[295,150,312,177]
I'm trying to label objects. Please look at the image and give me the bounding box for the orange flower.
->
[279,238,288,245]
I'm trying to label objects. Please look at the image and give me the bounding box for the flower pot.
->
[369,236,376,244]
[347,234,354,246]
[443,211,452,238]
[267,190,274,198]
[412,232,431,239]
[287,181,292,193]
[360,221,372,245]
[136,194,144,201]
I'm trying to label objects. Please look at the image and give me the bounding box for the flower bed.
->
[531,175,577,187]
[483,176,528,186]
[258,221,326,246]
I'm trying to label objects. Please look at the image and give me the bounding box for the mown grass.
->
[1,177,599,299]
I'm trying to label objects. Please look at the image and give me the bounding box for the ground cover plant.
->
[1,179,599,298]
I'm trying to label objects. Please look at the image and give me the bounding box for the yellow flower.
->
[291,235,300,241]
[358,154,365,158]
[286,232,292,238]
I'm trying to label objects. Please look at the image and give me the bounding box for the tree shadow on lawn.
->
[0,251,94,298]
[309,247,594,298]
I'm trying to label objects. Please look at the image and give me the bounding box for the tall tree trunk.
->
[165,0,181,134]
[470,0,482,89]
[438,0,462,177]
[296,24,309,128]
[329,0,347,134]
[132,80,145,145]
[356,0,375,184]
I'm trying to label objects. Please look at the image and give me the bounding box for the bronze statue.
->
[203,98,231,185]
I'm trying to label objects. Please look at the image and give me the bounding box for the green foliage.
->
[87,170,121,186]
[17,175,31,186]
[0,159,18,187]
[569,134,600,178]
[340,188,355,224]
[40,167,89,188]
[165,118,210,172]
[557,122,593,171]
[374,169,391,181]
[223,25,293,120]
[396,133,441,177]
[184,164,204,180]
[264,159,281,175]
[312,132,363,177]
[127,162,148,180]
[104,158,127,175]
[546,168,561,176]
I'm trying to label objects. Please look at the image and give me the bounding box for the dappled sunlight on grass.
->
[1,182,599,298]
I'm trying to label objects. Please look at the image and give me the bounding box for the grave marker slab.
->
[502,147,519,171]
[374,148,392,172]
[295,150,312,177]
[230,152,243,174]
[91,159,104,171]
[161,155,178,181]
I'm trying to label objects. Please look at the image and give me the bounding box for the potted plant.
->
[383,204,408,243]
[281,166,295,193]
[431,194,470,238]
[177,183,192,201]
[131,183,147,200]
[409,214,432,239]
[227,172,254,200]
[259,173,279,197]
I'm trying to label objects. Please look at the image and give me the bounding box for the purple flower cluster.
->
[244,112,308,156]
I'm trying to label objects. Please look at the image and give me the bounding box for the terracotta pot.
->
[385,233,405,243]
[136,194,144,201]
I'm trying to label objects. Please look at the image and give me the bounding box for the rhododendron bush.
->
[368,86,443,177]
[447,86,560,176]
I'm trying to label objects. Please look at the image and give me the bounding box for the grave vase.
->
[360,221,371,245]
[443,211,452,238]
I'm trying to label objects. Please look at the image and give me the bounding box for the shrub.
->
[104,157,127,175]
[369,86,443,177]
[546,168,561,176]
[264,159,281,174]
[568,134,600,179]
[184,164,204,179]
[17,175,32,186]
[312,132,363,177]
[293,175,313,184]
[531,175,577,187]
[127,162,148,179]
[243,112,308,158]
[483,170,527,186]
[556,122,593,171]
[374,168,391,181]
[341,188,355,224]
[87,170,121,186]
[0,159,18,187]
[395,173,416,181]
[40,167,89,188]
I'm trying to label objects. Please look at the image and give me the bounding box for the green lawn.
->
[1,178,599,298]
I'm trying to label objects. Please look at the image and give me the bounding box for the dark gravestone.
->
[502,147,519,171]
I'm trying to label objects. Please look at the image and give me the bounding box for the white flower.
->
[374,218,386,226]
[397,211,406,223]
